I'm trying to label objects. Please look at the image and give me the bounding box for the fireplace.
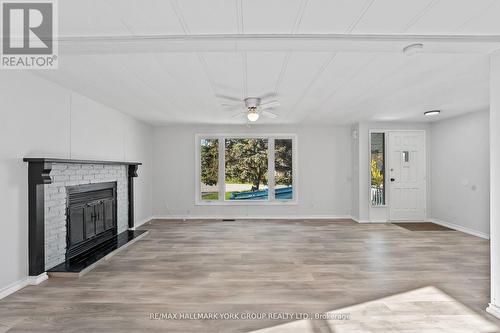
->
[23,158,142,277]
[66,182,117,260]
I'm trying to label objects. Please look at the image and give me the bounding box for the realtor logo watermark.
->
[1,0,58,69]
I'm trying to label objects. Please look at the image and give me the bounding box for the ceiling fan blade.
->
[222,103,243,112]
[262,110,278,119]
[231,111,245,118]
[260,100,280,110]
[224,106,243,113]
[215,94,242,102]
[259,92,278,100]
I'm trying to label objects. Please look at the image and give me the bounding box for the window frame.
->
[369,130,387,208]
[195,133,298,206]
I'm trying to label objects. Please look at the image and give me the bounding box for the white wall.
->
[0,71,153,294]
[430,110,490,238]
[354,122,431,222]
[152,125,352,218]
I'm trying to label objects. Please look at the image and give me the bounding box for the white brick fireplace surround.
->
[23,158,141,278]
[44,163,129,270]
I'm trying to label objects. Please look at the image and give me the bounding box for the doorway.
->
[387,131,427,221]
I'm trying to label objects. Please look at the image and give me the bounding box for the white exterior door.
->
[388,131,426,221]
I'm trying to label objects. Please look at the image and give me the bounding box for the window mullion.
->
[268,137,275,201]
[218,137,225,202]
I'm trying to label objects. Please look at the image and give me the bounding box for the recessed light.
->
[424,110,441,116]
[403,43,423,56]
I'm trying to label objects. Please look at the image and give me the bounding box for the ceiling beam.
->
[56,34,500,55]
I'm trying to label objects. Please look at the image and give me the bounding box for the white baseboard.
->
[486,303,500,319]
[0,273,48,300]
[130,216,154,230]
[0,279,27,300]
[151,215,354,221]
[27,272,48,285]
[351,216,389,223]
[351,217,370,223]
[430,218,490,239]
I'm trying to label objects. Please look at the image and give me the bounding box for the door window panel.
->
[371,132,385,206]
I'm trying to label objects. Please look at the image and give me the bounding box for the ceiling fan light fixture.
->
[403,43,424,56]
[247,110,259,122]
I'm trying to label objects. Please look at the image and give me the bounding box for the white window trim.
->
[195,133,298,206]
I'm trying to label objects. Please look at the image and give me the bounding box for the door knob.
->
[390,178,395,182]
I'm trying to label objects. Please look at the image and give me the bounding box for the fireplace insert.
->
[66,182,117,260]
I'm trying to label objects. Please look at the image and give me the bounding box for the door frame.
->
[368,129,427,222]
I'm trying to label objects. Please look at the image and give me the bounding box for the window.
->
[197,135,297,204]
[200,138,219,200]
[274,139,293,200]
[225,138,269,200]
[370,132,385,206]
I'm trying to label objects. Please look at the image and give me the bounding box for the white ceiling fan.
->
[218,95,280,122]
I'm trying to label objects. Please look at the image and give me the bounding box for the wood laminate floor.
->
[0,219,498,332]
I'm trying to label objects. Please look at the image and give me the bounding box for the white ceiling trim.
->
[453,0,497,33]
[322,56,414,121]
[300,55,379,122]
[83,55,183,120]
[124,60,190,114]
[102,0,135,35]
[196,53,224,113]
[58,33,500,43]
[287,53,337,119]
[242,52,248,98]
[291,0,310,34]
[34,0,496,125]
[169,0,190,34]
[402,0,440,32]
[57,34,500,54]
[273,52,291,96]
[236,0,244,34]
[347,0,376,33]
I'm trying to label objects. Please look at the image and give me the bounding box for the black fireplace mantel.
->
[23,157,142,167]
[23,157,142,276]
